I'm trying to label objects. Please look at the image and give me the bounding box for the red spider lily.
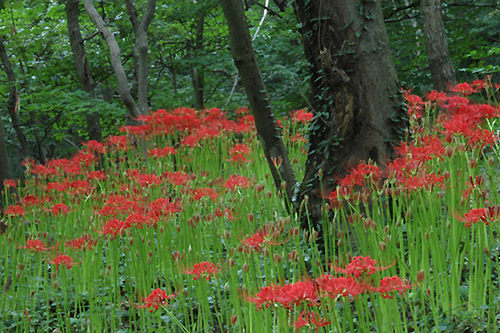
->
[395,135,446,163]
[293,310,331,332]
[332,256,393,279]
[242,280,318,310]
[64,234,97,251]
[164,171,191,187]
[3,179,16,189]
[403,89,424,119]
[372,276,413,299]
[462,175,485,201]
[136,288,177,312]
[147,197,182,221]
[397,171,445,192]
[82,140,105,154]
[47,203,69,216]
[19,239,57,253]
[88,170,107,181]
[240,223,287,252]
[315,274,367,298]
[223,175,249,191]
[425,90,448,103]
[452,82,478,96]
[97,218,130,239]
[193,187,218,202]
[125,213,155,229]
[457,206,500,228]
[48,254,74,271]
[4,204,24,217]
[133,173,162,187]
[22,195,40,206]
[98,195,144,217]
[46,181,68,193]
[229,144,250,165]
[290,109,313,124]
[337,161,381,188]
[290,133,307,143]
[181,134,200,148]
[148,146,177,158]
[183,261,219,280]
[106,135,130,152]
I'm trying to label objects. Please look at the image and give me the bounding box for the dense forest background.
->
[0,0,499,176]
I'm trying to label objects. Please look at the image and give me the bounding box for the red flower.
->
[183,262,219,280]
[82,140,105,154]
[48,203,69,216]
[242,280,317,310]
[223,175,249,191]
[229,144,250,165]
[148,146,177,158]
[4,204,24,217]
[193,187,218,202]
[293,310,331,333]
[315,275,366,298]
[137,288,176,312]
[452,82,478,96]
[240,223,286,252]
[373,276,413,299]
[165,171,191,187]
[48,254,74,271]
[457,206,499,228]
[64,234,97,251]
[3,179,16,189]
[337,161,381,188]
[19,239,57,253]
[97,218,130,239]
[290,109,313,125]
[333,256,392,279]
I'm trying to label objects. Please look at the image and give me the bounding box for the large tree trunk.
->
[66,0,102,142]
[83,0,141,121]
[0,37,28,158]
[125,0,156,115]
[221,0,297,203]
[294,0,406,230]
[422,0,456,91]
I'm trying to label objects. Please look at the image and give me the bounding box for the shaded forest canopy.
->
[0,0,499,172]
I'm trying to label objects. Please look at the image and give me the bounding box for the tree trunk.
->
[125,0,156,115]
[294,0,406,230]
[83,0,141,121]
[0,114,13,211]
[422,0,456,91]
[0,37,28,158]
[66,0,102,142]
[190,15,205,110]
[221,0,297,203]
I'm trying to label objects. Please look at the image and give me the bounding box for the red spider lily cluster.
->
[243,256,413,311]
[243,256,414,330]
[329,79,499,207]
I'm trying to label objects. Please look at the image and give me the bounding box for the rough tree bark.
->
[422,0,456,91]
[221,0,297,203]
[0,37,28,158]
[66,0,102,142]
[125,0,156,114]
[83,0,142,121]
[293,0,406,230]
